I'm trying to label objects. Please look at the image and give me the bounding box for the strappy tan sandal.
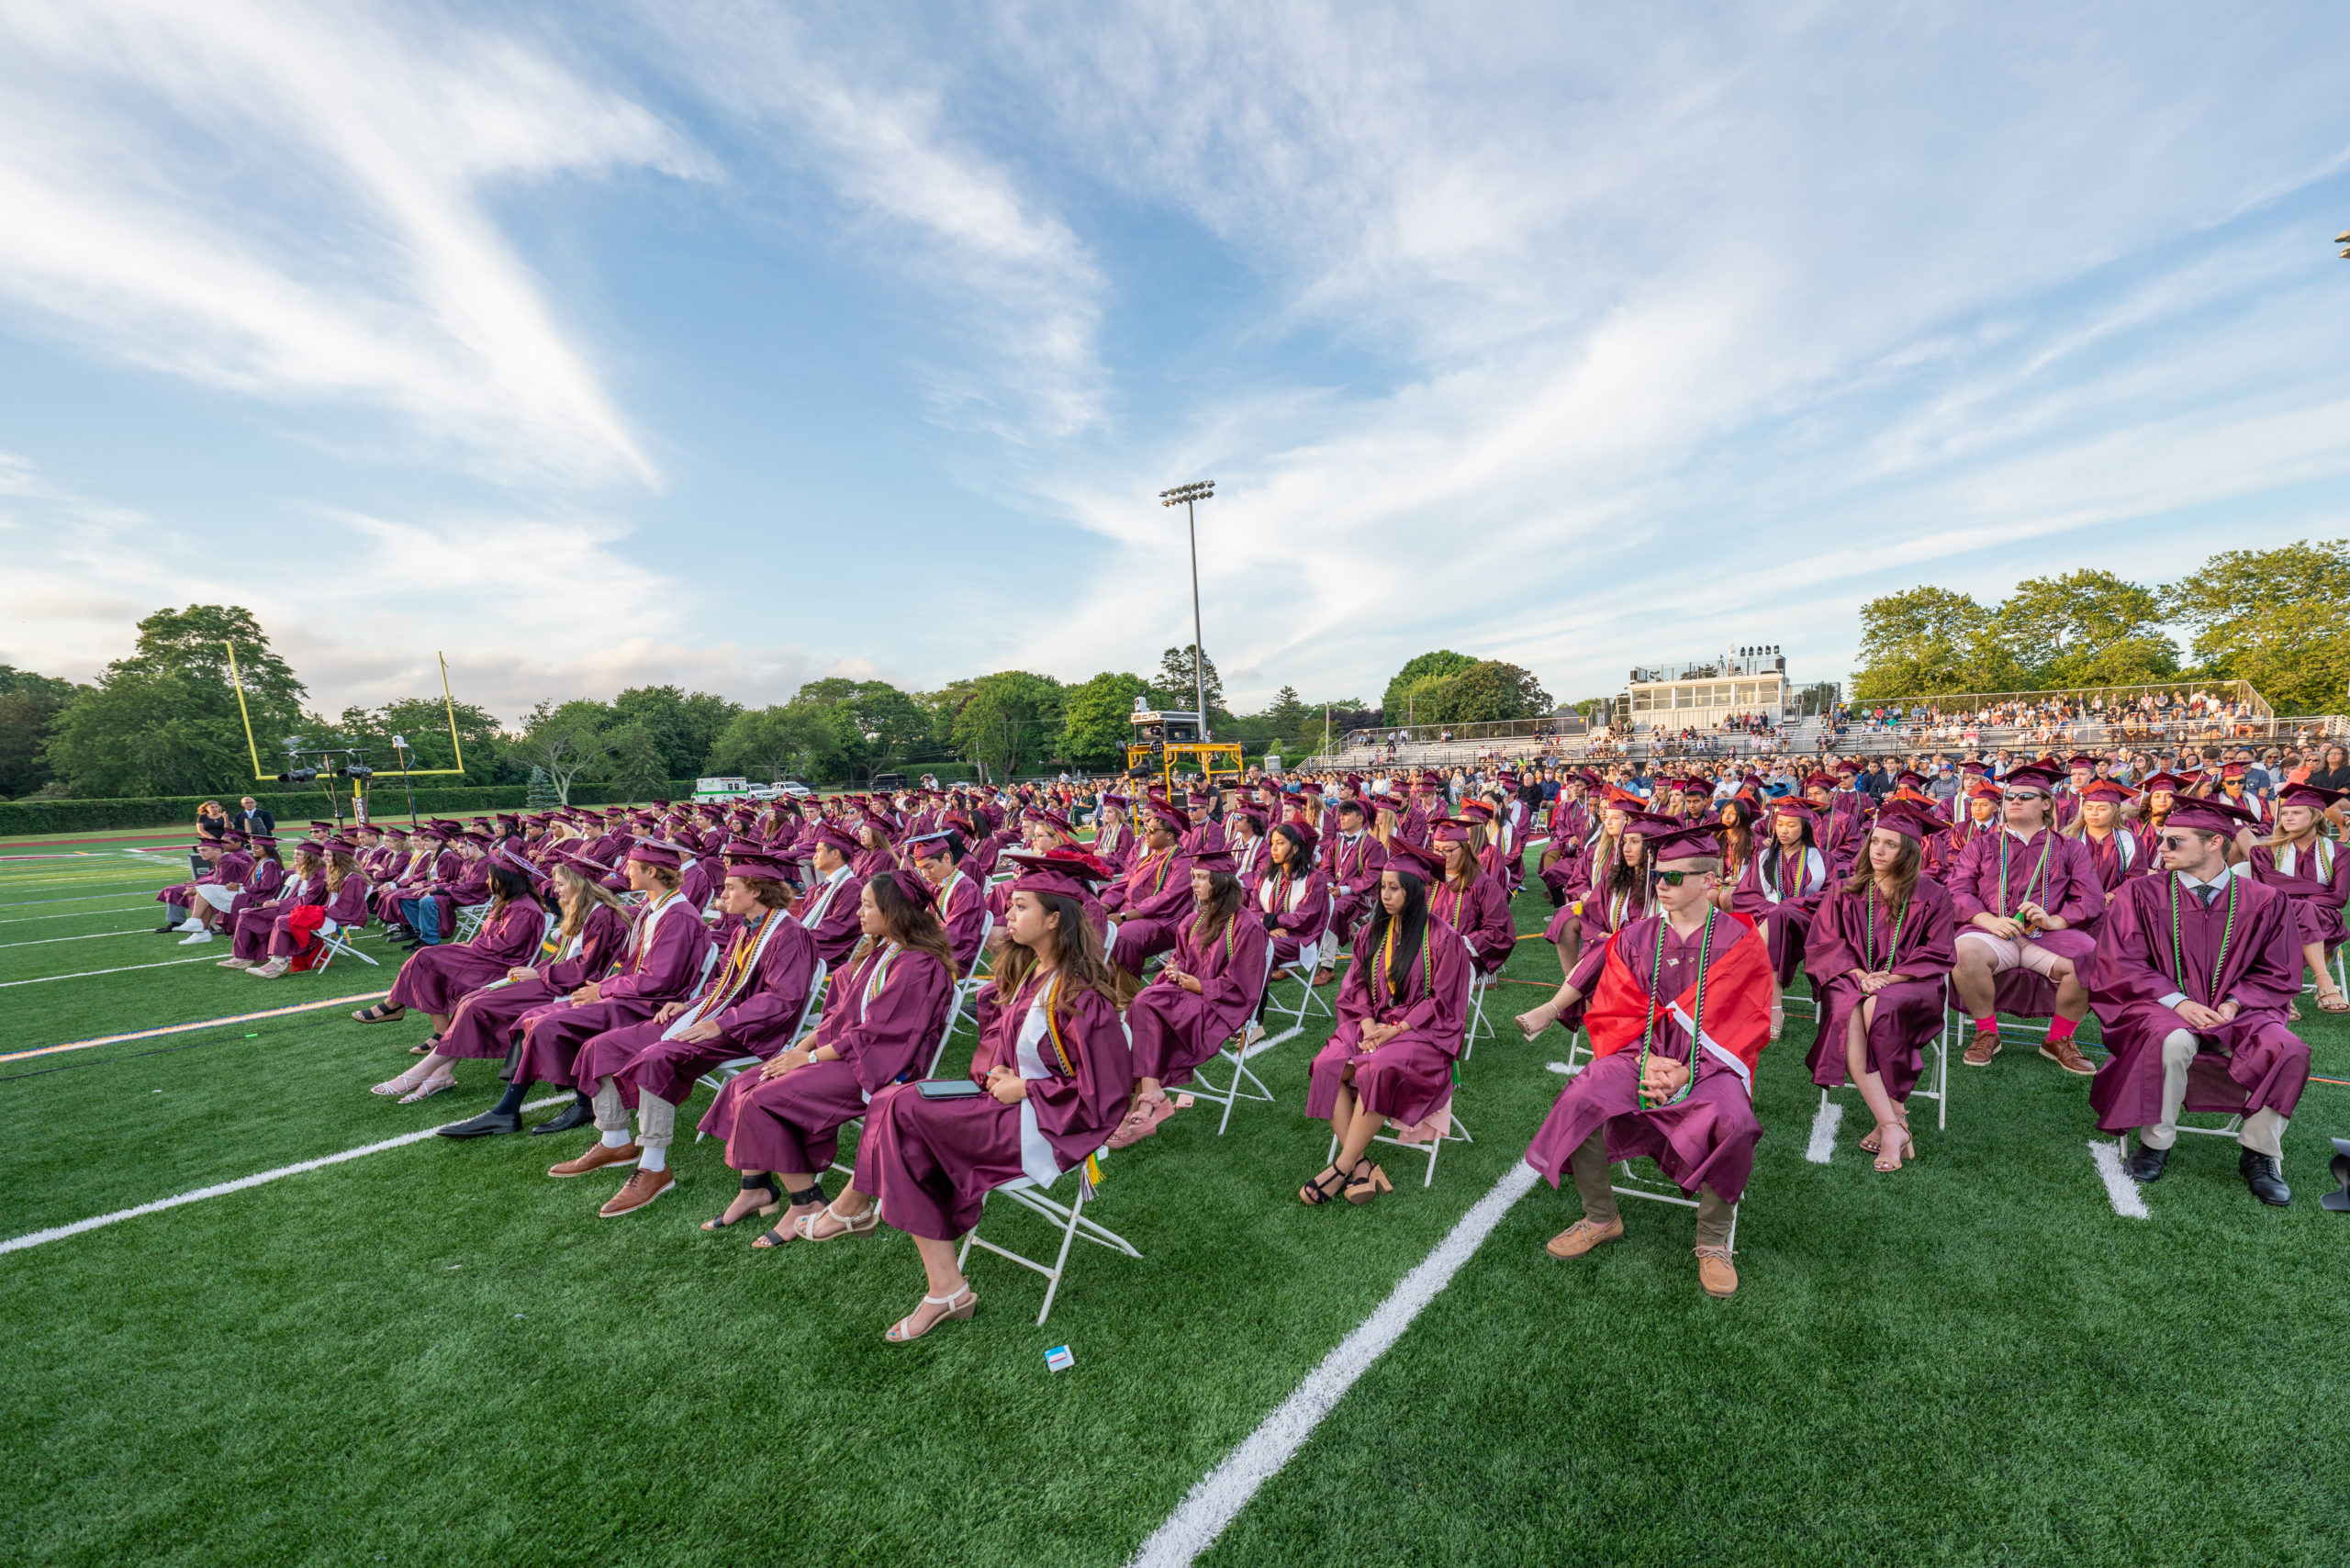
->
[795,1199,878,1242]
[885,1285,977,1342]
[1344,1160,1393,1204]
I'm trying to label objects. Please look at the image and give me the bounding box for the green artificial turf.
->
[3,840,2346,1567]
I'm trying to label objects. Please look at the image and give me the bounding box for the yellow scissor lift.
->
[1125,710,1245,791]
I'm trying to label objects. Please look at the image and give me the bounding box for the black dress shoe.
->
[529,1101,595,1136]
[437,1109,521,1139]
[2240,1148,2291,1206]
[155,924,184,934]
[2125,1144,2168,1183]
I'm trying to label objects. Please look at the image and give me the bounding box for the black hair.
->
[1267,823,1312,876]
[1189,868,1245,947]
[486,860,540,913]
[1362,869,1430,1001]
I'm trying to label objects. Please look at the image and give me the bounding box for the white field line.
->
[2087,1140,2151,1218]
[1806,1099,1845,1164]
[1126,1159,1542,1568]
[0,929,145,949]
[0,893,167,912]
[0,907,151,926]
[0,1096,572,1256]
[1,873,178,892]
[0,957,219,987]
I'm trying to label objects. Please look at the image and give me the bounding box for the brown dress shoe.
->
[2039,1036,2095,1076]
[1545,1216,1625,1258]
[1695,1245,1739,1297]
[1962,1031,2001,1067]
[599,1167,674,1217]
[547,1140,640,1178]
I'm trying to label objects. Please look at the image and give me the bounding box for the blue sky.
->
[3,1,2347,722]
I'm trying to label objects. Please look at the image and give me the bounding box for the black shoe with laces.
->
[2124,1144,2168,1183]
[2240,1148,2291,1206]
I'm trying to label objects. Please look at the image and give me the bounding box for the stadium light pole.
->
[1159,479,1215,740]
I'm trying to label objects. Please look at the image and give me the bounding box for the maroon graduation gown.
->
[1255,865,1332,968]
[2086,872,2309,1134]
[1127,910,1270,1086]
[386,898,547,1014]
[701,941,954,1174]
[2249,837,2349,950]
[851,972,1132,1240]
[437,902,630,1062]
[1730,844,1830,986]
[510,891,711,1090]
[1948,827,2107,1017]
[1802,875,1958,1101]
[1307,917,1469,1127]
[1428,873,1514,978]
[586,908,821,1107]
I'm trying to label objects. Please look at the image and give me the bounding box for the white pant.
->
[2141,1029,2285,1156]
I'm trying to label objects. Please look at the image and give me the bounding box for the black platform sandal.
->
[1299,1164,1348,1205]
[751,1182,830,1248]
[352,1002,406,1024]
[702,1173,783,1232]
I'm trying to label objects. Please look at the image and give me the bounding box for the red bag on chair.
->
[285,904,329,970]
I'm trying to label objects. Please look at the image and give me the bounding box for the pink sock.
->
[2046,1016,2078,1044]
[1972,1016,1997,1034]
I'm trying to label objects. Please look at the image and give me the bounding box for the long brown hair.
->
[990,890,1119,1006]
[852,871,957,976]
[1187,869,1245,948]
[324,850,360,892]
[555,863,628,940]
[1842,830,1921,901]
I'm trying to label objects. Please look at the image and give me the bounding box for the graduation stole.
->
[2165,872,2238,1009]
[858,940,902,1019]
[1995,832,2055,917]
[2276,836,2334,881]
[625,890,684,974]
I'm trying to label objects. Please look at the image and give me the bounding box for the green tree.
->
[707,705,840,784]
[1849,588,2017,700]
[2166,540,2350,712]
[1412,660,1550,723]
[1156,644,1225,714]
[952,671,1064,781]
[336,697,516,781]
[604,721,669,803]
[610,686,743,778]
[1995,569,2178,689]
[1059,672,1154,767]
[0,666,78,798]
[517,699,615,806]
[1382,650,1480,722]
[45,605,308,798]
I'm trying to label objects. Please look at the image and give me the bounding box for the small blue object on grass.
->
[1045,1344,1074,1372]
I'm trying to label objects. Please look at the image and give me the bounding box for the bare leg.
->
[2049,959,2089,1024]
[1337,1098,1385,1170]
[1952,942,1998,1021]
[1844,997,1907,1169]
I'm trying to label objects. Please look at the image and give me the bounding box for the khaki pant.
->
[1566,1129,1734,1248]
[2140,1030,2285,1157]
[593,1079,678,1150]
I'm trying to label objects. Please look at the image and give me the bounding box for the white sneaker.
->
[174,916,207,932]
[177,930,214,945]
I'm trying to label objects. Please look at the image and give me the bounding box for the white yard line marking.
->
[0,957,219,987]
[0,906,150,925]
[2087,1140,2151,1218]
[0,929,145,949]
[1,990,394,1063]
[1806,1099,1845,1164]
[0,1096,571,1256]
[0,893,167,911]
[1126,1159,1542,1568]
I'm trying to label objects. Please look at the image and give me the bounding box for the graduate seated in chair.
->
[698,867,956,1241]
[1730,796,1829,1042]
[1300,842,1470,1208]
[1948,762,2105,1075]
[2088,794,2307,1205]
[1524,823,1773,1298]
[241,843,369,979]
[906,829,988,973]
[2247,782,2349,1018]
[793,856,1131,1343]
[1100,801,1196,969]
[1802,804,1957,1173]
[1317,796,1388,984]
[549,846,822,1219]
[1109,848,1269,1149]
[359,853,548,1075]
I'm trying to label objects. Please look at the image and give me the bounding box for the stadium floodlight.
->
[1158,479,1217,739]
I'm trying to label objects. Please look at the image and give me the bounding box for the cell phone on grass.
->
[916,1079,985,1100]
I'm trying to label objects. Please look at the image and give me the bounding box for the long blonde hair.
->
[555,863,627,940]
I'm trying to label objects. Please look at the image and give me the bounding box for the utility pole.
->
[1159,480,1215,740]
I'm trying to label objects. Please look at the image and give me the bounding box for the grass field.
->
[5,830,2349,1566]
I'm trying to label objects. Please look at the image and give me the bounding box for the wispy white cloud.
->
[643,0,1108,438]
[0,0,707,486]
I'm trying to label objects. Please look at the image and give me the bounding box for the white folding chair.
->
[1462,933,1497,1056]
[958,1152,1141,1325]
[693,958,829,1113]
[934,913,996,1058]
[1259,893,1338,1032]
[310,914,379,973]
[1183,962,1281,1136]
[453,902,490,944]
[1607,1159,1741,1253]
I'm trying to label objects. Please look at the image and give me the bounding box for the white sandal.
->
[372,1065,432,1096]
[397,1070,457,1104]
[795,1200,878,1242]
[886,1285,977,1342]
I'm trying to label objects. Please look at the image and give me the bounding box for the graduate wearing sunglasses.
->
[1524,823,1774,1298]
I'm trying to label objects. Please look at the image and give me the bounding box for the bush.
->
[0,780,709,838]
